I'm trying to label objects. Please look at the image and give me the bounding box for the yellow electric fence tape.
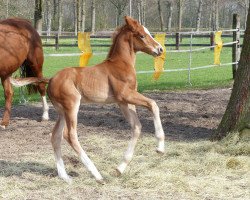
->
[78,32,92,67]
[214,31,223,65]
[153,33,166,80]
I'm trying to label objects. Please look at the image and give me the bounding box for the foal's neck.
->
[107,31,136,67]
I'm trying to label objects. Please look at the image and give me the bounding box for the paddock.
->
[0,89,249,200]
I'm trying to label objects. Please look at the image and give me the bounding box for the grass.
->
[0,132,249,199]
[0,42,234,106]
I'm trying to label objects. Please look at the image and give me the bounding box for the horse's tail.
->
[20,62,41,94]
[10,77,50,88]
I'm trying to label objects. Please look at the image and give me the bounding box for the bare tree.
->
[196,0,203,31]
[157,0,164,31]
[165,0,173,31]
[34,0,43,34]
[45,0,52,36]
[77,0,81,32]
[58,0,62,35]
[238,0,249,28]
[109,0,129,26]
[74,0,78,35]
[91,0,96,33]
[177,0,184,31]
[74,0,85,34]
[81,0,86,32]
[137,0,146,25]
[212,0,219,30]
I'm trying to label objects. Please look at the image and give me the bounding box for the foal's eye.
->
[140,35,146,39]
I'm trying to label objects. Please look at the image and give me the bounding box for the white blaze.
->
[143,26,161,47]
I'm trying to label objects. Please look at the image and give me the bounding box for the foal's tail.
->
[20,62,40,94]
[10,77,50,88]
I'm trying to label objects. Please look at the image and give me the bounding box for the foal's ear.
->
[124,16,139,31]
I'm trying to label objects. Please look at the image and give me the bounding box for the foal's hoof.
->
[60,175,73,184]
[96,178,105,185]
[114,168,122,177]
[156,148,165,155]
[42,115,49,121]
[0,125,6,130]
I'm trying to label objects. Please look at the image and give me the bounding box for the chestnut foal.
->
[11,16,165,184]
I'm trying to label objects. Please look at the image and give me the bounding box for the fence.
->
[41,32,242,50]
[42,15,242,85]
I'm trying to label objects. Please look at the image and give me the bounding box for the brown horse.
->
[10,16,165,184]
[0,18,49,129]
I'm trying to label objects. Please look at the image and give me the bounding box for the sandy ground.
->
[0,88,231,157]
[3,88,245,200]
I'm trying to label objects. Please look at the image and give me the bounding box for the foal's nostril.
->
[159,47,163,53]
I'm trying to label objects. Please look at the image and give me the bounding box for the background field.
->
[0,36,235,106]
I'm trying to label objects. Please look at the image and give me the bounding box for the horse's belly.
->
[80,91,116,104]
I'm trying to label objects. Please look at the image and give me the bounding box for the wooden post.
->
[232,14,240,79]
[55,33,59,50]
[176,32,180,50]
[210,32,214,51]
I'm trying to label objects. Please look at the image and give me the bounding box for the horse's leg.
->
[37,77,49,121]
[27,59,49,121]
[119,91,165,153]
[117,103,142,175]
[51,113,72,183]
[63,98,103,183]
[0,77,13,129]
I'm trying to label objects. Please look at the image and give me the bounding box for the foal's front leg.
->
[0,77,13,129]
[117,103,142,174]
[120,91,165,154]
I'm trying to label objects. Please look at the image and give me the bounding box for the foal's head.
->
[124,16,163,57]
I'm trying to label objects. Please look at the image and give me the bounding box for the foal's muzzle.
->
[153,45,164,57]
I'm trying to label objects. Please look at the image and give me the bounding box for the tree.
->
[58,0,62,35]
[213,10,250,140]
[91,0,96,33]
[238,0,249,28]
[109,0,129,26]
[34,0,43,34]
[45,0,52,37]
[157,0,164,31]
[177,0,184,31]
[138,0,145,25]
[211,0,219,30]
[81,0,86,32]
[196,0,203,31]
[165,0,173,31]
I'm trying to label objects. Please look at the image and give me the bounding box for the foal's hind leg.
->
[0,77,13,129]
[51,114,72,183]
[63,99,104,183]
[117,103,142,175]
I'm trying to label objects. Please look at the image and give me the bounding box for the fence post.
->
[232,14,240,79]
[176,32,180,50]
[55,33,59,50]
[210,32,214,51]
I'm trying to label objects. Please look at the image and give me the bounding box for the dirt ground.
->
[0,88,231,156]
[2,88,244,200]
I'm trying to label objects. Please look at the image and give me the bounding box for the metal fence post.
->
[232,14,240,79]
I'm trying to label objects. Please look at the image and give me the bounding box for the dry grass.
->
[0,132,249,200]
[1,89,249,199]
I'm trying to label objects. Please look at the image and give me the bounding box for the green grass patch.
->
[0,43,234,106]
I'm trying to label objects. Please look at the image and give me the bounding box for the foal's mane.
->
[106,24,130,59]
